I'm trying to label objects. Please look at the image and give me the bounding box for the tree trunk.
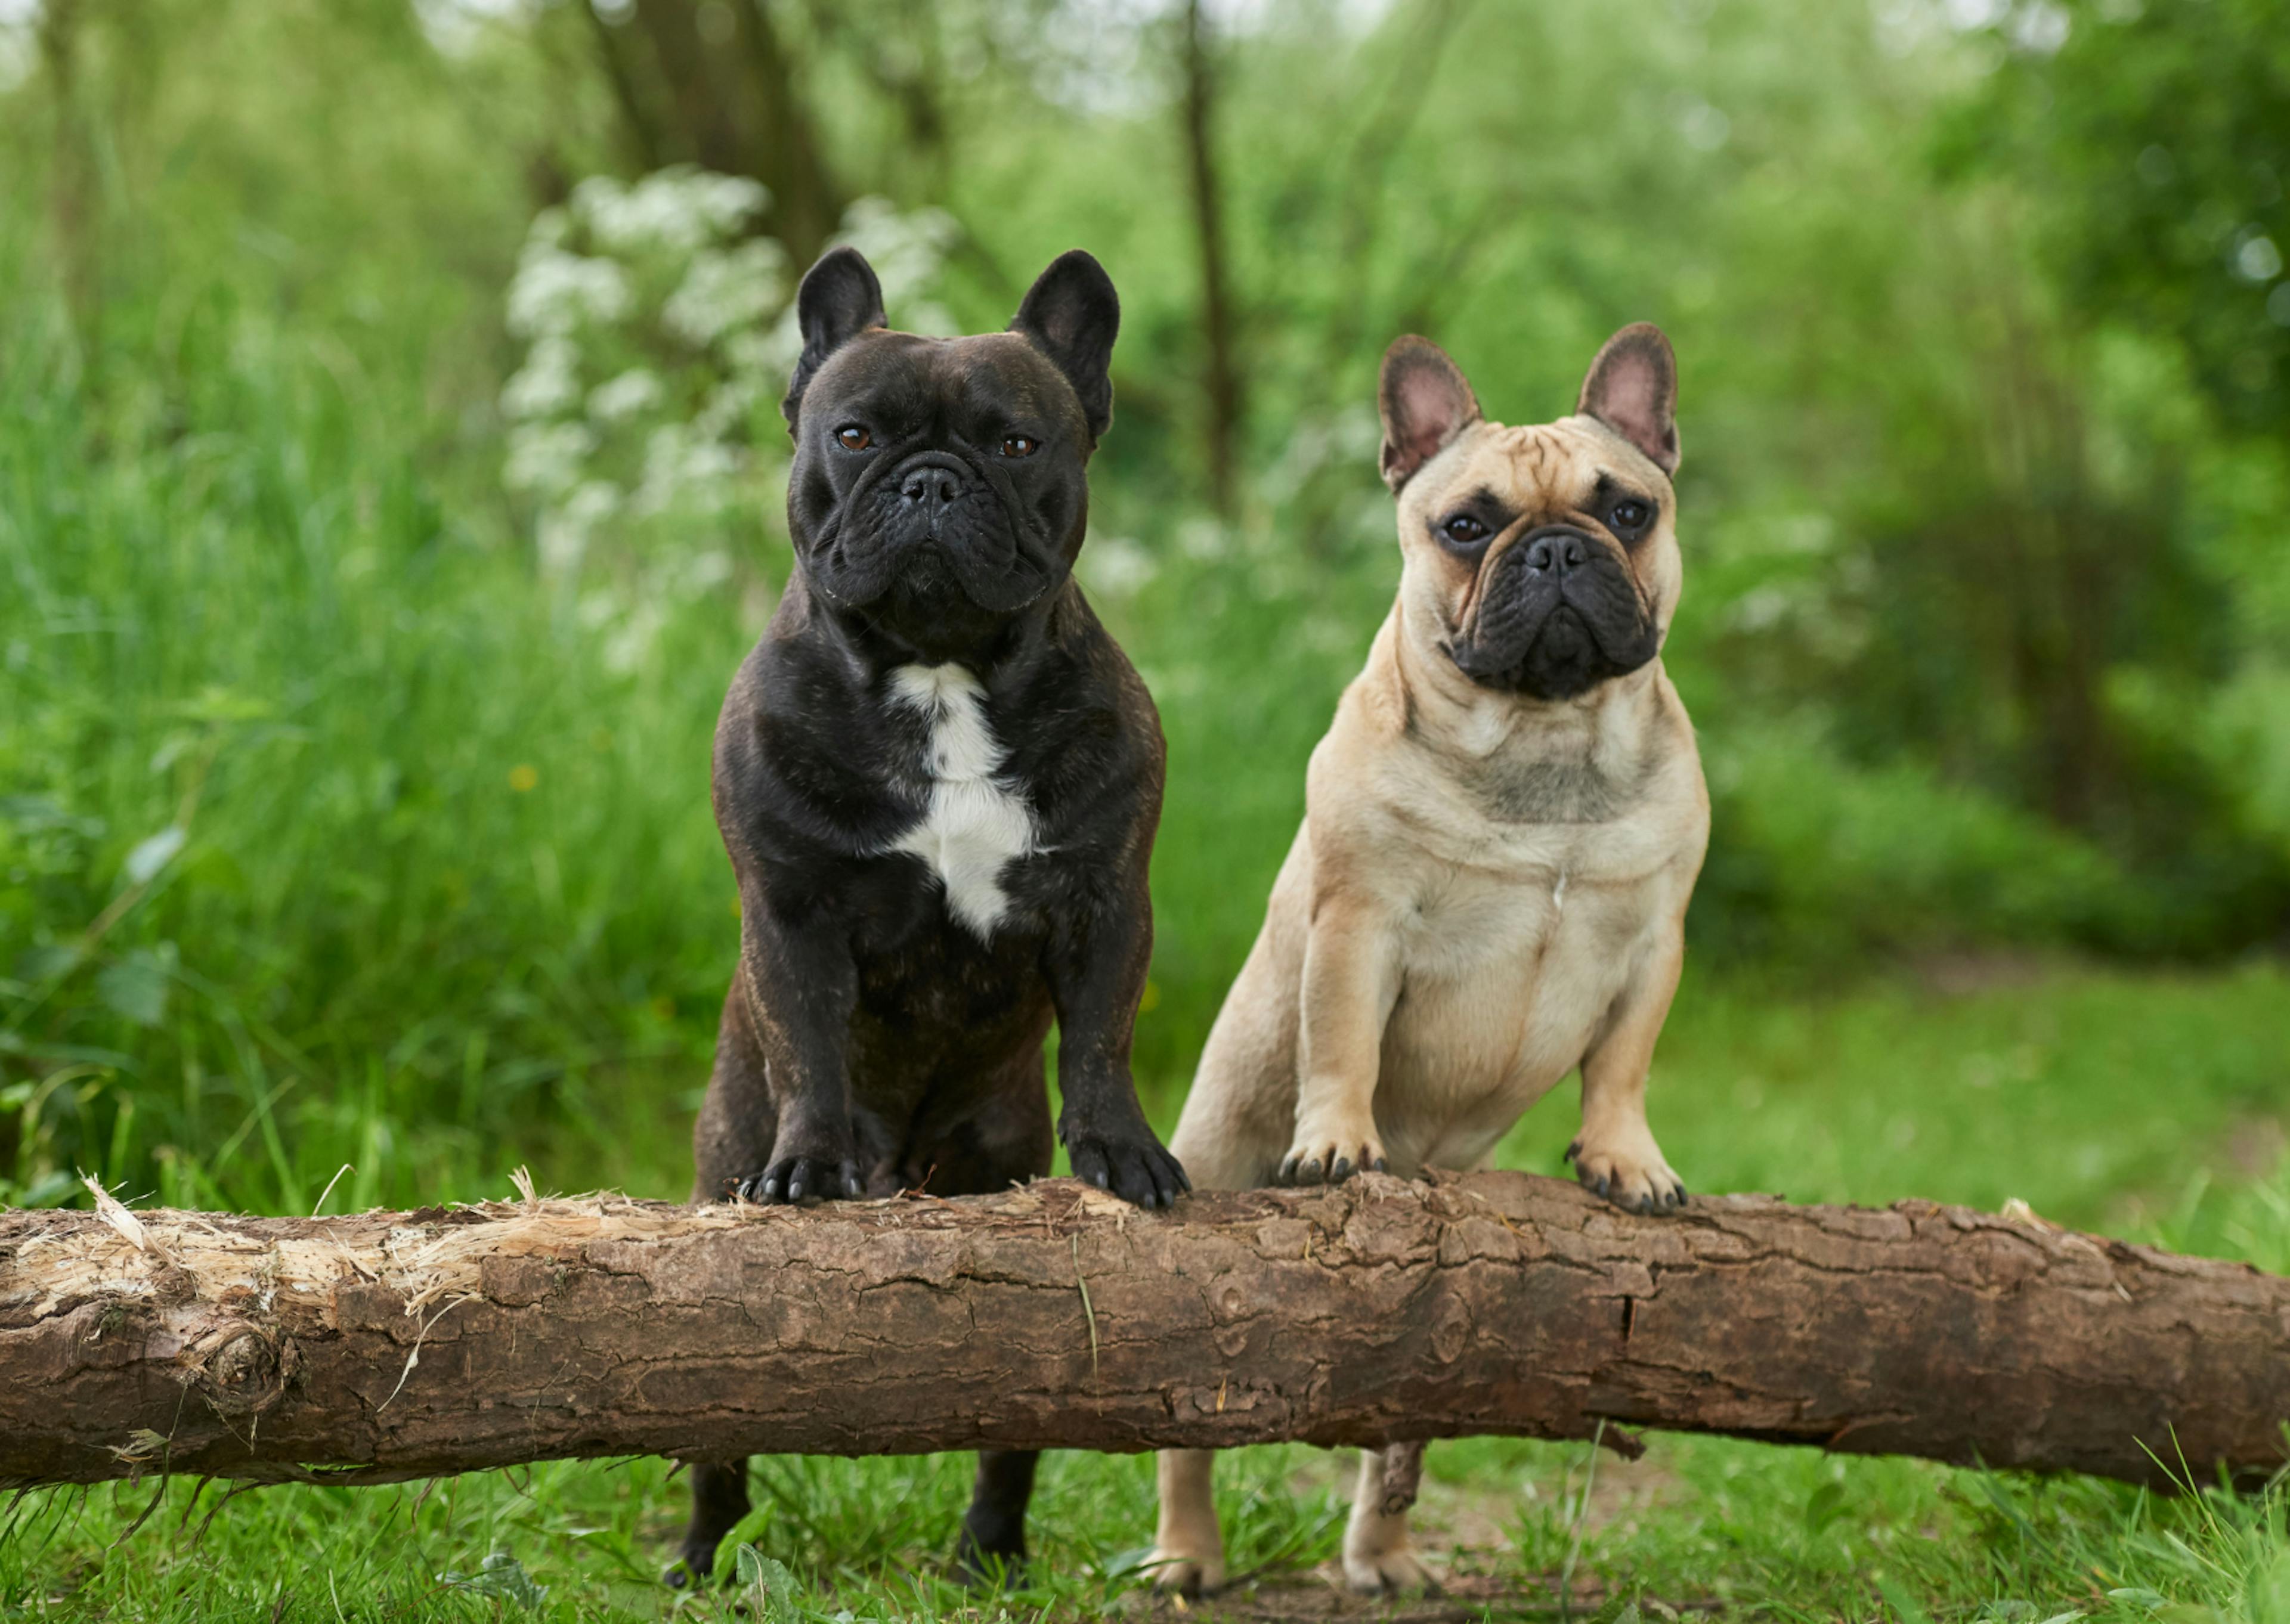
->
[629,0,749,176]
[582,2,673,175]
[724,0,841,266]
[1179,0,1243,520]
[5,1171,2285,1490]
[587,0,845,266]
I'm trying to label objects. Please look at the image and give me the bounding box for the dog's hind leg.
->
[954,1448,1039,1586]
[669,1461,752,1586]
[1343,1443,1437,1594]
[1146,938,1299,1597]
[1149,1448,1225,1595]
[1143,1101,1274,1596]
[1146,1064,1280,1596]
[691,978,779,1204]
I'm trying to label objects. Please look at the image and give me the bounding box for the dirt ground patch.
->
[1134,1452,1704,1623]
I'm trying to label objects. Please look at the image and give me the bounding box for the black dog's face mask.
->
[1375,326,1685,703]
[779,248,1119,656]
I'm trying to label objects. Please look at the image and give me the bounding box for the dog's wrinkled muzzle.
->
[815,450,1055,616]
[1450,525,1660,699]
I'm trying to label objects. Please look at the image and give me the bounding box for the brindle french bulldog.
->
[674,245,1188,1587]
[1148,326,1709,1595]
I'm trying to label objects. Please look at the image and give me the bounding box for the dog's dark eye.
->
[834,425,872,451]
[1610,498,1651,532]
[999,435,1039,458]
[1440,515,1489,546]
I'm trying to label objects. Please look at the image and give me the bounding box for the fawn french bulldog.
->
[1150,325,1707,1594]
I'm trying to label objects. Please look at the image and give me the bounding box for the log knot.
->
[1427,1292,1472,1364]
[185,1322,293,1418]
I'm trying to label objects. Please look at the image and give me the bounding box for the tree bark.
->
[4,1171,2286,1490]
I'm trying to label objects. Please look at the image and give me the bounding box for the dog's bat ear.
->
[1011,250,1119,444]
[1378,336,1481,492]
[1577,323,1680,477]
[782,246,887,432]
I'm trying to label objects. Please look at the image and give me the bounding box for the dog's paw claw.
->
[738,1152,862,1207]
[1064,1127,1189,1210]
[1280,1126,1383,1188]
[1570,1139,1686,1215]
[663,1548,714,1589]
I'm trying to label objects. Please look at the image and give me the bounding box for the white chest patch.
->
[884,662,1037,941]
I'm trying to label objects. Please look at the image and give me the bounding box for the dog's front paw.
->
[734,1136,864,1206]
[1278,1118,1387,1186]
[1063,1125,1189,1210]
[1565,1135,1686,1214]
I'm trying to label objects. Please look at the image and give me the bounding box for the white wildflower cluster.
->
[500,166,781,581]
[575,169,772,256]
[497,169,961,666]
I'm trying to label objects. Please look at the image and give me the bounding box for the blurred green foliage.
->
[1948,0,2290,437]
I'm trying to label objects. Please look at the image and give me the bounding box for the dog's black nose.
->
[1524,532,1589,574]
[900,463,964,512]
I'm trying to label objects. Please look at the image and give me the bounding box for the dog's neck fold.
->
[785,567,1085,694]
[1379,604,1672,776]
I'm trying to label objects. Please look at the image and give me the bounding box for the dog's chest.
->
[1375,819,1673,1157]
[1395,846,1607,984]
[879,662,1038,940]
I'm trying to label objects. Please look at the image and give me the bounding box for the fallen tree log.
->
[2,1170,2286,1490]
